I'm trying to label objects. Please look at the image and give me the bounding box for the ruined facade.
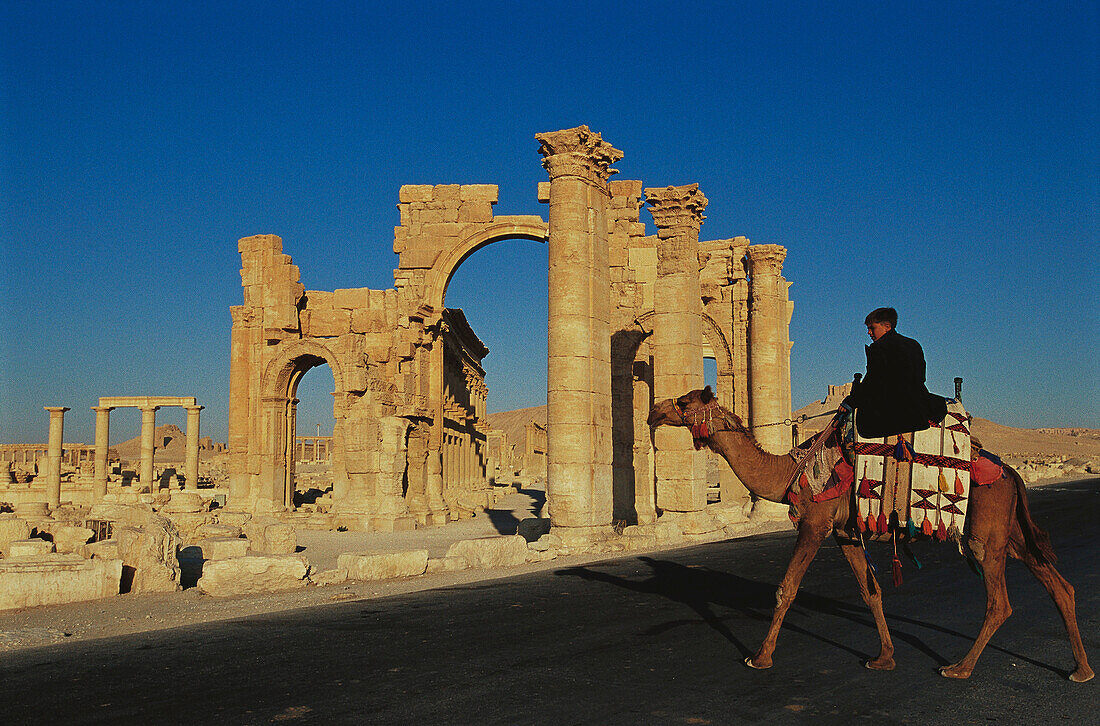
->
[225,126,793,536]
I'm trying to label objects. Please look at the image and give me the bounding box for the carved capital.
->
[536,125,623,185]
[644,184,709,232]
[746,244,787,278]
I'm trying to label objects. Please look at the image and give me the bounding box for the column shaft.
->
[184,405,203,490]
[646,184,709,513]
[537,125,622,531]
[92,406,112,500]
[139,406,158,491]
[44,407,69,508]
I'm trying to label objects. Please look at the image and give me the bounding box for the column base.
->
[657,509,723,536]
[549,524,618,553]
[750,498,792,521]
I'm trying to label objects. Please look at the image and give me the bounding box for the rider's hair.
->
[864,307,897,328]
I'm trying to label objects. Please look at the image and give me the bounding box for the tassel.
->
[947,523,961,542]
[907,518,916,538]
[954,471,964,496]
[866,514,876,533]
[952,432,960,455]
[938,470,949,493]
[858,477,872,497]
[921,517,933,536]
[892,554,903,587]
[857,513,866,532]
[894,437,914,462]
[877,511,888,533]
[936,519,948,541]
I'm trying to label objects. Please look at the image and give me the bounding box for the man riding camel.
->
[843,307,947,438]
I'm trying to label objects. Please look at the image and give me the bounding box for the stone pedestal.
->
[646,184,709,515]
[92,406,112,501]
[537,125,622,533]
[44,406,69,509]
[747,244,793,518]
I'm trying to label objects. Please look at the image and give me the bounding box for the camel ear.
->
[701,386,714,403]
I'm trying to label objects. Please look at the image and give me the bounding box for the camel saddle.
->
[852,400,972,540]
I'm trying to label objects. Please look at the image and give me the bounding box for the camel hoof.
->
[939,665,971,680]
[865,657,896,671]
[744,656,772,670]
[1069,668,1094,683]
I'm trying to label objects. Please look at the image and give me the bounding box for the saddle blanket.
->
[853,400,972,540]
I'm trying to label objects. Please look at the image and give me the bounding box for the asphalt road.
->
[3,480,1097,725]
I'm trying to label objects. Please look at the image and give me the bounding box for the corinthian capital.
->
[746,244,787,277]
[536,125,623,185]
[644,184,709,232]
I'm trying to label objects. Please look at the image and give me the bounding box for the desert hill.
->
[114,424,221,464]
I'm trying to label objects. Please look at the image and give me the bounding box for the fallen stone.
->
[197,554,310,597]
[8,539,55,558]
[526,549,557,563]
[0,515,32,557]
[0,555,122,610]
[197,523,242,539]
[445,535,528,569]
[199,537,249,560]
[161,491,205,513]
[82,539,120,560]
[338,550,429,581]
[260,523,297,555]
[115,514,182,593]
[50,525,95,554]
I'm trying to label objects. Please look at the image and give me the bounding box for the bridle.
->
[673,399,730,449]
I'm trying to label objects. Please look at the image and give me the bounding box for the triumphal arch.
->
[227,126,793,538]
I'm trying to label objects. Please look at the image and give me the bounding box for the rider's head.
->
[864,307,897,342]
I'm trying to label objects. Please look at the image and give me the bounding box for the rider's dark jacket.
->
[849,329,947,438]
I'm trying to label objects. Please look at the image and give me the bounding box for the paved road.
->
[3,480,1097,725]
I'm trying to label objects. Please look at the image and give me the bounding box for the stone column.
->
[536,125,622,537]
[747,244,793,518]
[184,405,203,490]
[139,405,159,491]
[44,406,69,509]
[227,305,258,506]
[646,184,709,514]
[92,406,112,500]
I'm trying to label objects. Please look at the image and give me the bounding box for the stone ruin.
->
[0,125,795,608]
[226,125,793,540]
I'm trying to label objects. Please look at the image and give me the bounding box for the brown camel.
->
[647,386,1093,682]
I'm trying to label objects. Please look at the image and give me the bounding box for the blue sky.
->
[2,1,1097,445]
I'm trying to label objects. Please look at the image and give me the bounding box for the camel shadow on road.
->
[555,556,1067,677]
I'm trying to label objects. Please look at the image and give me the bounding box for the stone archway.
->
[259,339,347,512]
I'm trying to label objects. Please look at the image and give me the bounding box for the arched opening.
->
[441,235,548,517]
[290,359,336,510]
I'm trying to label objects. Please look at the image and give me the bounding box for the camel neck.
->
[707,424,798,503]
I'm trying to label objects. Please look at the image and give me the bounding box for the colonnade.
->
[31,397,205,508]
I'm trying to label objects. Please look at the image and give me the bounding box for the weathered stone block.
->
[199,537,249,560]
[459,184,498,202]
[51,525,94,554]
[0,555,122,610]
[458,202,493,222]
[432,184,460,202]
[334,287,372,310]
[445,536,528,569]
[337,550,428,581]
[115,514,181,593]
[8,539,55,557]
[425,556,468,574]
[0,515,32,557]
[399,185,434,203]
[310,568,348,586]
[516,517,552,542]
[303,308,350,337]
[197,554,310,597]
[261,523,297,555]
[197,523,243,539]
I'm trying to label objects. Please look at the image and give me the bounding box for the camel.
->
[647,386,1093,682]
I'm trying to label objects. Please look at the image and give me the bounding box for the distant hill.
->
[485,405,546,445]
[114,424,221,464]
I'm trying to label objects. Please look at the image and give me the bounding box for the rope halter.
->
[675,399,726,449]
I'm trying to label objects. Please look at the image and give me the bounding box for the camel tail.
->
[1006,464,1057,565]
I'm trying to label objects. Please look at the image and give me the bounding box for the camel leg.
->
[1021,559,1094,682]
[746,520,829,669]
[941,543,1011,679]
[839,542,895,670]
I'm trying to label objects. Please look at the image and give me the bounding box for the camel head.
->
[647,386,717,428]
